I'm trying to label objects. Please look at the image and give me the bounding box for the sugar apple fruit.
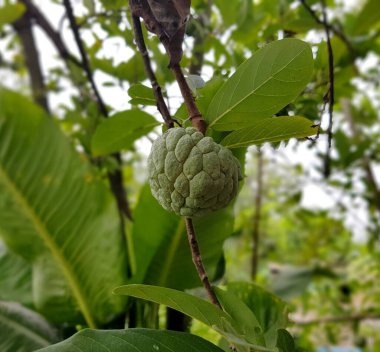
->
[148,127,243,217]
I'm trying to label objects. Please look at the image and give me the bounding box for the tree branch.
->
[171,64,207,134]
[62,0,108,117]
[293,313,380,326]
[62,0,133,222]
[300,0,335,178]
[251,150,263,281]
[320,0,335,178]
[13,10,50,113]
[185,218,222,309]
[20,0,82,68]
[131,15,175,129]
[299,0,355,56]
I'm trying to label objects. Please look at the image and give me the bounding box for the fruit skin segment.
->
[148,127,243,217]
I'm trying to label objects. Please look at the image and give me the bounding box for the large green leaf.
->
[131,184,234,289]
[214,287,264,346]
[0,301,59,352]
[114,284,232,328]
[226,282,289,349]
[115,285,275,351]
[206,39,313,131]
[220,116,318,148]
[0,89,127,327]
[91,109,159,156]
[0,241,32,307]
[37,328,225,352]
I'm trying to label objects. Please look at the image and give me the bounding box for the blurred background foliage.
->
[0,0,380,351]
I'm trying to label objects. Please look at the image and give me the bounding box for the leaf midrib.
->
[208,47,308,128]
[0,310,51,347]
[0,166,96,328]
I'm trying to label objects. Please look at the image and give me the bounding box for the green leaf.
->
[226,282,289,348]
[131,184,234,290]
[36,328,224,352]
[91,110,159,156]
[214,287,265,345]
[114,284,233,328]
[92,55,145,82]
[0,301,59,352]
[353,0,380,34]
[0,241,32,307]
[128,84,156,106]
[276,329,295,352]
[0,3,25,28]
[220,116,318,148]
[0,89,127,327]
[115,285,275,351]
[206,39,313,131]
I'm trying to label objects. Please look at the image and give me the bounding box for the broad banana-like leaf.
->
[0,240,32,306]
[0,89,127,327]
[0,301,59,352]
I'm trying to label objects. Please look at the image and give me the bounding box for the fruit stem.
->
[185,217,222,309]
[171,64,207,135]
[131,14,176,129]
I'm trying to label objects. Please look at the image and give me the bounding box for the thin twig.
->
[320,0,335,178]
[299,0,355,56]
[300,0,335,178]
[131,14,175,129]
[63,0,108,117]
[171,64,207,134]
[251,150,263,281]
[185,218,222,309]
[20,0,82,68]
[293,314,380,326]
[62,0,133,221]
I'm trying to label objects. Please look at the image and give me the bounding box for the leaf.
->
[206,39,313,131]
[128,84,156,106]
[0,241,32,306]
[0,3,25,28]
[0,89,127,327]
[226,282,289,348]
[0,301,59,352]
[214,287,265,346]
[91,110,159,156]
[92,55,145,82]
[353,0,380,34]
[114,284,233,329]
[275,329,295,352]
[220,116,318,148]
[115,285,275,351]
[36,328,224,352]
[131,184,234,290]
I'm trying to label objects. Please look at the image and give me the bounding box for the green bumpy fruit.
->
[148,127,243,217]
